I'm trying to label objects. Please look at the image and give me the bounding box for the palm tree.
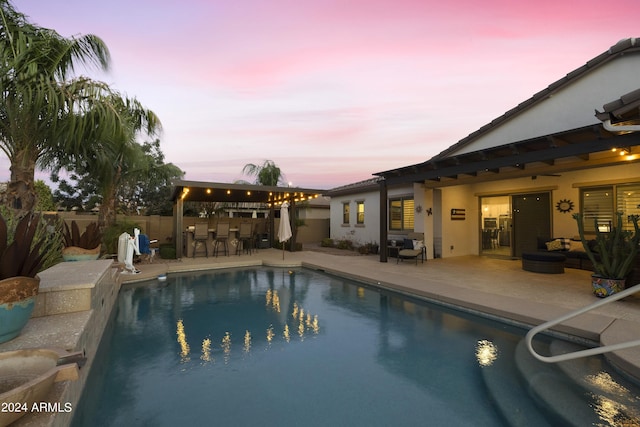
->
[242,160,284,186]
[53,93,161,228]
[0,1,128,212]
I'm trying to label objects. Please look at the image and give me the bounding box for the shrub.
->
[321,238,334,247]
[336,239,354,250]
[102,220,142,255]
[159,243,176,259]
[273,241,303,251]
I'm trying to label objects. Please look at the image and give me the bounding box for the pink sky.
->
[5,0,640,189]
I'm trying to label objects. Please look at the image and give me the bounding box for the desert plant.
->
[0,212,63,280]
[573,212,640,279]
[63,221,102,249]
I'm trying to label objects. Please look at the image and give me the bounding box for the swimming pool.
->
[72,267,640,426]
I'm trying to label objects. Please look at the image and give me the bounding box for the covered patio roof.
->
[374,124,640,187]
[170,180,325,204]
[170,180,325,259]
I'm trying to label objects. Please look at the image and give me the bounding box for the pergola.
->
[170,180,325,258]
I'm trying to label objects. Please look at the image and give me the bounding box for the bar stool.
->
[213,222,230,256]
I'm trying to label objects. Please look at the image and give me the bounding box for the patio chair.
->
[213,222,230,257]
[193,222,209,257]
[397,238,426,265]
[236,222,254,255]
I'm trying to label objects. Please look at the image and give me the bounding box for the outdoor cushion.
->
[538,237,572,251]
[545,240,564,251]
[569,240,586,252]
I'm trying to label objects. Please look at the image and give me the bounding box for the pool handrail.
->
[526,283,640,363]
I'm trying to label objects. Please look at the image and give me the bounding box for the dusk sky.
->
[6,0,640,189]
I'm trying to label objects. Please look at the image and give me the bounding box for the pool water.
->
[72,268,640,426]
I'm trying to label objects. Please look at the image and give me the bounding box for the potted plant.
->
[573,212,640,297]
[0,211,63,343]
[61,220,102,261]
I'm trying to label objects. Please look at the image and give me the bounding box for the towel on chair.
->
[139,234,150,255]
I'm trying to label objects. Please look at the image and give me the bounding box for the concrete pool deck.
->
[121,247,640,379]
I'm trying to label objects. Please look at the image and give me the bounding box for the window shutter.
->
[582,187,614,232]
[617,184,640,231]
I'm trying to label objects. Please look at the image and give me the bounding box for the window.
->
[342,202,350,225]
[356,201,365,224]
[581,187,614,233]
[617,183,640,231]
[389,197,414,231]
[580,182,640,232]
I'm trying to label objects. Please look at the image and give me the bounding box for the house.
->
[343,38,640,262]
[326,178,418,249]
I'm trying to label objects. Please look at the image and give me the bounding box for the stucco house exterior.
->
[327,178,420,248]
[333,38,640,262]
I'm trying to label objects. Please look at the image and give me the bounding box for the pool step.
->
[551,340,640,422]
[514,339,600,426]
[479,339,552,427]
[482,338,640,426]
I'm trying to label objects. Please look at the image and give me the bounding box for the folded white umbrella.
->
[277,201,292,259]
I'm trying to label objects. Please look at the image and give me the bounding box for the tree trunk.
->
[98,200,116,231]
[3,150,38,212]
[98,168,121,230]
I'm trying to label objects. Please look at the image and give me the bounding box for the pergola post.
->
[290,198,297,252]
[379,179,388,262]
[174,196,184,259]
[269,204,275,247]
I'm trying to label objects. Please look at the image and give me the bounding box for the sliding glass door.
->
[480,196,511,257]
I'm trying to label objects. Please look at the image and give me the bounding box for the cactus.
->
[573,212,640,279]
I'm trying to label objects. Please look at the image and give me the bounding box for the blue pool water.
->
[72,267,640,426]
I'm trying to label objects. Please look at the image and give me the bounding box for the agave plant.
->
[63,221,102,250]
[0,212,63,280]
